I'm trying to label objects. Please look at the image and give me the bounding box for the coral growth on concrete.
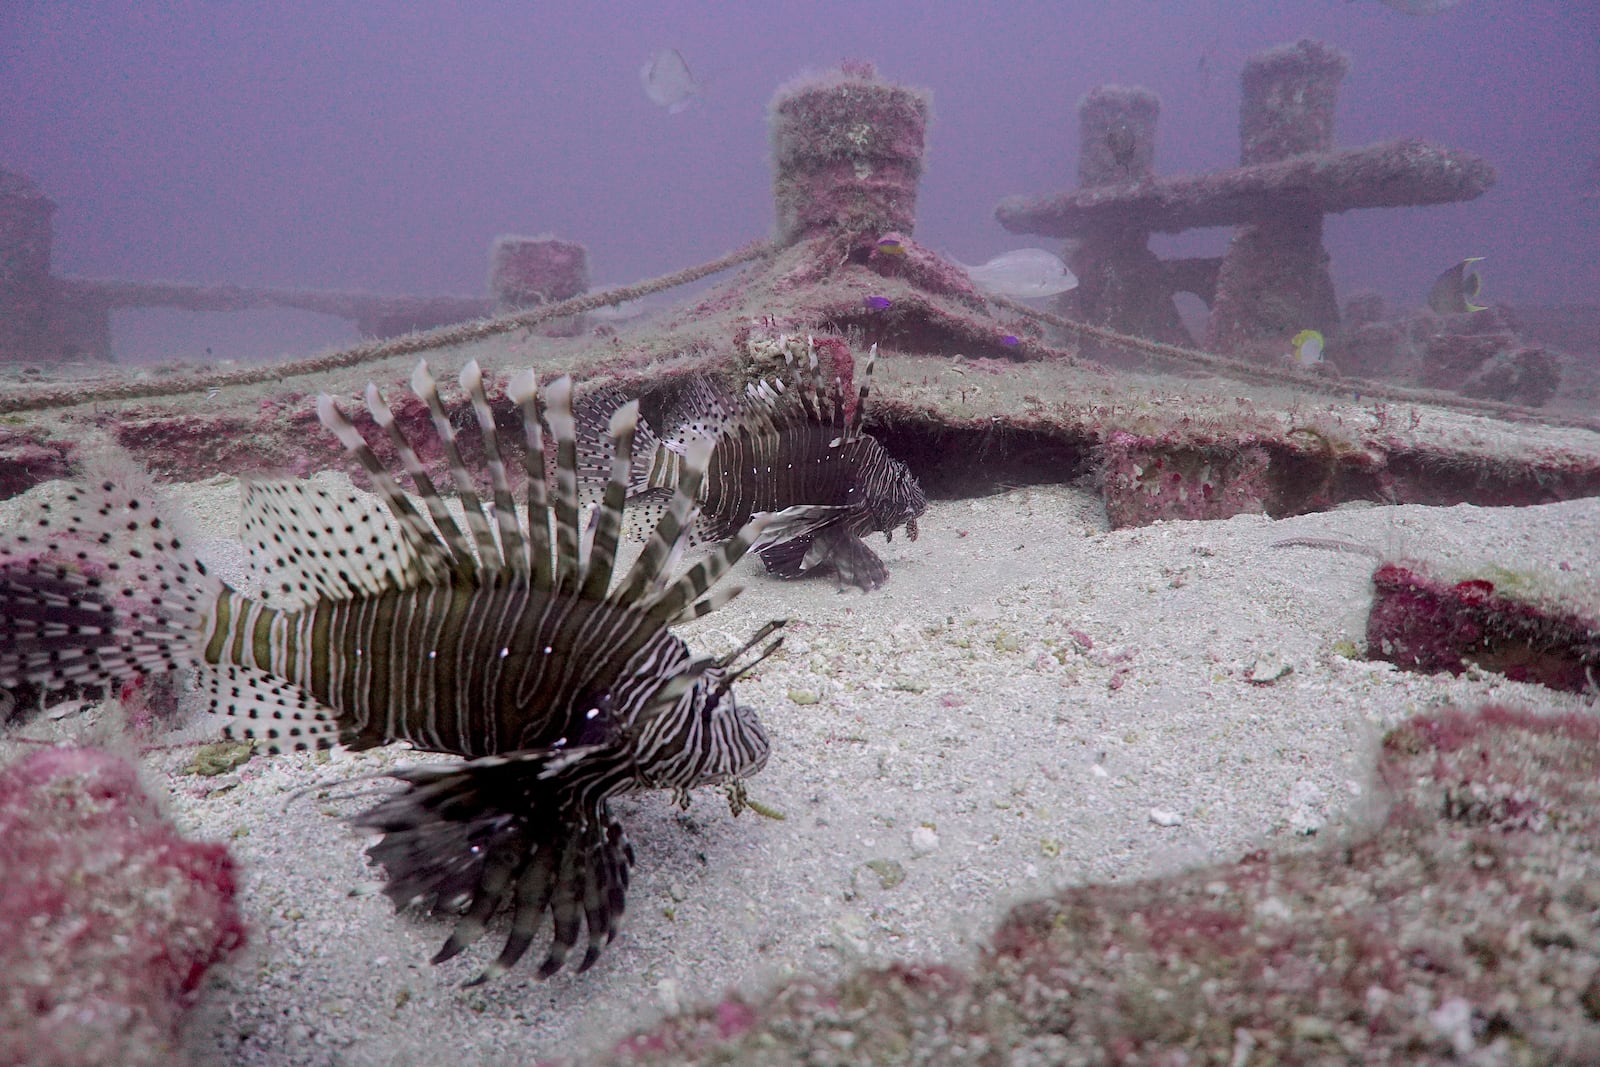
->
[996,37,1496,357]
[1099,430,1272,526]
[488,234,591,336]
[1367,560,1599,692]
[0,747,245,1067]
[769,64,930,245]
[583,703,1600,1064]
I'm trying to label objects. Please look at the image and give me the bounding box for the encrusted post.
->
[1205,39,1348,355]
[1065,87,1195,349]
[488,234,590,336]
[768,63,930,246]
[0,169,57,362]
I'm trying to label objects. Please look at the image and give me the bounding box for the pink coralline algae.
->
[589,703,1600,1064]
[1366,561,1599,692]
[0,747,245,1067]
[1100,430,1272,527]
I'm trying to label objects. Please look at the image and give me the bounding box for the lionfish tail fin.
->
[353,750,634,982]
[0,460,221,695]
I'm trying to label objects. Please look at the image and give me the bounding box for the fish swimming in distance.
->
[1428,257,1488,315]
[1290,328,1325,368]
[0,359,783,983]
[641,48,700,114]
[576,341,927,592]
[959,248,1079,301]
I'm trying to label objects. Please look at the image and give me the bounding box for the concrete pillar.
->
[0,169,57,362]
[769,64,930,246]
[1207,39,1348,355]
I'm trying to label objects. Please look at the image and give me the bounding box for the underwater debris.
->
[0,359,785,982]
[576,341,926,591]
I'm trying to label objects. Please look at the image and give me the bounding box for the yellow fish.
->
[1290,329,1325,368]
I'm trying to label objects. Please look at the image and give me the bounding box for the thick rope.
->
[990,294,1600,435]
[1,240,775,415]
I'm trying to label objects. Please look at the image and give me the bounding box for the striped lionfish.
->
[0,360,784,983]
[577,341,926,592]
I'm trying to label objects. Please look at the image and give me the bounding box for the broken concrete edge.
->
[3,356,1599,535]
[1367,559,1600,694]
[588,702,1600,1064]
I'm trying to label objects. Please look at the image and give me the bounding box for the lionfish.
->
[0,360,784,983]
[577,341,927,592]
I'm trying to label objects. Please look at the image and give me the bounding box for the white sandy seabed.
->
[6,478,1599,1067]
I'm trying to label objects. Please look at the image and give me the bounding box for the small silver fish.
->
[960,249,1079,301]
[641,48,700,114]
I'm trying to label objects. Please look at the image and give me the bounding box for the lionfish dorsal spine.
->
[611,433,715,606]
[506,368,554,590]
[541,376,583,594]
[413,360,502,575]
[579,400,640,601]
[314,393,453,584]
[846,343,878,442]
[644,510,770,623]
[363,380,477,581]
[459,360,528,578]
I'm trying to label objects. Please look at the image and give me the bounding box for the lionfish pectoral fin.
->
[0,463,221,694]
[826,531,890,592]
[755,504,853,548]
[353,750,636,982]
[240,480,428,608]
[199,662,343,754]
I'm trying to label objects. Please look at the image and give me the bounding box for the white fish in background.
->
[641,48,700,114]
[960,248,1079,300]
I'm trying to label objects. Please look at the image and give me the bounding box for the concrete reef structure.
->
[0,169,56,361]
[996,38,1496,356]
[0,747,245,1067]
[488,233,591,336]
[769,62,930,246]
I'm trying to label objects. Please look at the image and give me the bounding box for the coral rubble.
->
[0,746,245,1067]
[581,704,1600,1064]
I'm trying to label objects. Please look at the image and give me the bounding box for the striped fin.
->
[202,662,341,754]
[413,361,502,574]
[506,369,554,592]
[460,360,528,577]
[543,377,582,593]
[573,386,662,504]
[579,401,639,601]
[240,480,422,606]
[645,511,771,624]
[0,468,219,694]
[363,381,477,580]
[611,434,714,607]
[784,340,820,423]
[846,343,878,442]
[353,751,635,984]
[315,394,453,584]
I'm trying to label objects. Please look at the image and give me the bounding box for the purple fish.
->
[864,295,893,311]
[1001,335,1019,346]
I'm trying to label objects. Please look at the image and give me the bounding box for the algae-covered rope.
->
[0,240,776,415]
[990,293,1600,434]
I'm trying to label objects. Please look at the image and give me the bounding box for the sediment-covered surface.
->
[3,475,1595,1065]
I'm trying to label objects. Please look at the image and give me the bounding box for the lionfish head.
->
[867,454,927,543]
[681,670,771,784]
